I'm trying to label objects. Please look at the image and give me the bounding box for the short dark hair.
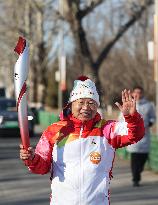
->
[133,86,144,92]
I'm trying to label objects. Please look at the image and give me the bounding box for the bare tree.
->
[0,0,154,108]
[0,0,59,103]
[58,0,154,106]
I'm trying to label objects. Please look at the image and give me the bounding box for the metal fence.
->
[37,110,59,128]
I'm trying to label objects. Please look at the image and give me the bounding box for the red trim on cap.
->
[77,76,89,81]
[14,36,26,55]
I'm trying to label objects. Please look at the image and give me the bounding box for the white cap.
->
[69,76,100,106]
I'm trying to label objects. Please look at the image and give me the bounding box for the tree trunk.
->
[31,61,38,102]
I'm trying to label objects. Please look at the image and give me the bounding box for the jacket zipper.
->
[79,125,83,205]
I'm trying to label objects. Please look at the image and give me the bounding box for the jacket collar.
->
[66,112,101,131]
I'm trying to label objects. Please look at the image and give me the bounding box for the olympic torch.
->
[14,36,30,149]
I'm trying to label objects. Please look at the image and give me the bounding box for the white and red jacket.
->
[25,111,144,205]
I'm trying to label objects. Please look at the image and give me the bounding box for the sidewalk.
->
[110,157,158,205]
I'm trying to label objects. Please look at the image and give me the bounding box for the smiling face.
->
[71,98,98,123]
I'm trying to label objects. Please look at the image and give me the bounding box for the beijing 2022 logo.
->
[90,152,101,164]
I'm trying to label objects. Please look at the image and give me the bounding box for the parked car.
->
[0,98,35,137]
[0,87,6,97]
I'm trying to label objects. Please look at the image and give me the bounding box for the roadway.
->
[0,127,158,205]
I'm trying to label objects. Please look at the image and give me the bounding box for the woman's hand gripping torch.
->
[14,37,30,150]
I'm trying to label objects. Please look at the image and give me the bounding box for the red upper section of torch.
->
[14,36,26,55]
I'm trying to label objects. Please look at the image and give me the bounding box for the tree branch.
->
[78,22,94,65]
[78,0,104,19]
[94,0,153,70]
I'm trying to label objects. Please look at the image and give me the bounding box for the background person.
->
[20,76,144,205]
[126,86,156,187]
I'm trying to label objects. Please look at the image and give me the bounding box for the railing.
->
[149,136,158,172]
[37,110,59,128]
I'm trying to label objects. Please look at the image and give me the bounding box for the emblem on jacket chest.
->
[90,152,101,164]
[91,139,97,144]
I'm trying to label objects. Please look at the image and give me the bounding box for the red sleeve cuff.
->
[123,111,142,123]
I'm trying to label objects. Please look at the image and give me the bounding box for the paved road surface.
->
[0,129,158,205]
[111,159,158,205]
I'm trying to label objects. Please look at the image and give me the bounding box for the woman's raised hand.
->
[115,89,136,115]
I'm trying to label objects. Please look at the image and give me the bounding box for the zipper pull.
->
[79,125,83,138]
